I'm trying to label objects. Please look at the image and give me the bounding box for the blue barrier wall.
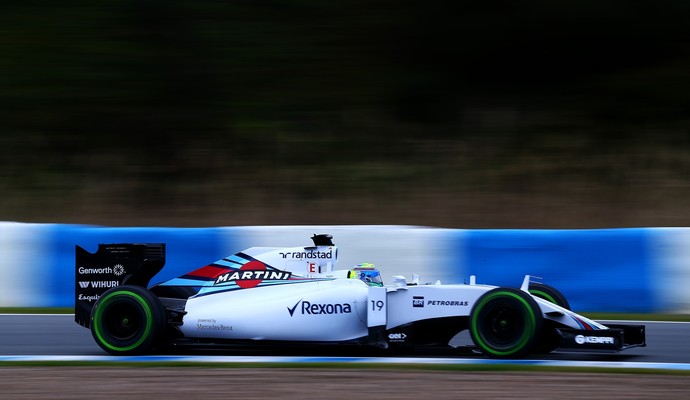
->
[457,229,655,312]
[1,223,688,312]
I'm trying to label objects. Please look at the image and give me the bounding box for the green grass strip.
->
[0,308,72,314]
[581,313,690,322]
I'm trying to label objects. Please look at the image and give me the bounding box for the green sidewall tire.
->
[90,285,164,355]
[528,282,570,354]
[470,288,542,358]
[528,282,570,310]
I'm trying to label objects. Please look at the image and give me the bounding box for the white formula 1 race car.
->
[75,234,645,358]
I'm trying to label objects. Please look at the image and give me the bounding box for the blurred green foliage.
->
[1,0,690,227]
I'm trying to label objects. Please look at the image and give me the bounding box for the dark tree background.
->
[2,0,690,227]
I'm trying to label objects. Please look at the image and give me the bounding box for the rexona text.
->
[288,300,352,316]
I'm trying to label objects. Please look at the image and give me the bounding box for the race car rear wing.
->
[75,243,165,328]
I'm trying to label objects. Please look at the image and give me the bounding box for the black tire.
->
[90,285,165,355]
[470,287,543,358]
[528,282,570,310]
[528,282,570,354]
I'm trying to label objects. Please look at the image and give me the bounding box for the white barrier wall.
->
[1,222,689,313]
[649,228,690,313]
[0,222,54,307]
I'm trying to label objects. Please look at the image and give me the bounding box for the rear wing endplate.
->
[75,243,165,328]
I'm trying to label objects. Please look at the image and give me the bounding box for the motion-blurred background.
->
[2,0,689,228]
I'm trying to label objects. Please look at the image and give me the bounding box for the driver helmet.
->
[348,263,383,287]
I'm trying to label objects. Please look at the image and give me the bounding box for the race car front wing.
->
[557,324,646,351]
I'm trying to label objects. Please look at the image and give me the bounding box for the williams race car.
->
[75,234,645,358]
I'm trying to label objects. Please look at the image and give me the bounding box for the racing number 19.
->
[371,300,384,311]
[367,287,386,326]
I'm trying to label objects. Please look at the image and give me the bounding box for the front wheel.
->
[528,282,570,354]
[470,287,542,358]
[528,282,570,310]
[90,285,165,355]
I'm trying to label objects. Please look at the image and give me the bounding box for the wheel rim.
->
[102,302,144,341]
[479,302,526,349]
[471,291,537,356]
[92,290,153,353]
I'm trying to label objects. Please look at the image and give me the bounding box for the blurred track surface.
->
[0,315,687,365]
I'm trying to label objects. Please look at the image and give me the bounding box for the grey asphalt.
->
[0,314,687,363]
[0,314,102,355]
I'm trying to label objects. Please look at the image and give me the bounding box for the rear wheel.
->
[90,285,165,355]
[528,282,570,353]
[470,288,542,358]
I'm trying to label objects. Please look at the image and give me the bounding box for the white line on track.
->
[1,355,690,371]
